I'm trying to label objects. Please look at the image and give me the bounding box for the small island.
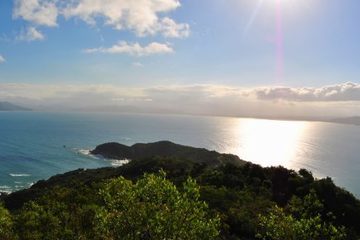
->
[91,141,245,166]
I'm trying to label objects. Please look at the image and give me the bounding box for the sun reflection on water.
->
[232,119,308,167]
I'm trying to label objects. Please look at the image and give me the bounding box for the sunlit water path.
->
[0,112,359,196]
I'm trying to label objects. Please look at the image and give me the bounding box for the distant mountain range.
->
[329,116,360,126]
[0,102,31,111]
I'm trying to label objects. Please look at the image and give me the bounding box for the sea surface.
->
[1,112,360,197]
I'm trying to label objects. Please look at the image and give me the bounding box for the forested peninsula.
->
[1,141,359,239]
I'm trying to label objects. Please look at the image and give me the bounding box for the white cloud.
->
[17,27,45,41]
[254,82,360,102]
[62,0,188,38]
[0,55,5,63]
[13,0,190,38]
[13,0,58,27]
[85,41,174,56]
[158,17,190,38]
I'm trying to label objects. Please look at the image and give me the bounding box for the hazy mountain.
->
[0,102,31,111]
[330,116,360,126]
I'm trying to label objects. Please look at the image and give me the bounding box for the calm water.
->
[1,112,359,196]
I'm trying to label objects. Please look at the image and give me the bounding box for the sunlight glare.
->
[234,119,308,167]
[264,0,309,13]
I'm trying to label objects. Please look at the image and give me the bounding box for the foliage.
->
[3,171,219,240]
[1,154,360,239]
[0,204,15,240]
[95,171,220,240]
[257,205,346,240]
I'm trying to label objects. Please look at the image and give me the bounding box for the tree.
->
[15,201,64,240]
[0,204,15,240]
[95,171,220,240]
[14,192,103,240]
[256,205,346,240]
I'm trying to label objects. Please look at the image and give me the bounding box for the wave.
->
[110,159,130,167]
[0,185,12,194]
[76,148,99,159]
[0,181,34,194]
[77,149,91,156]
[9,173,31,177]
[76,148,130,167]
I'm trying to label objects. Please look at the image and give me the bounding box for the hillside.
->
[1,142,360,239]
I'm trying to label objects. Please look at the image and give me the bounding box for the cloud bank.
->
[1,82,360,118]
[254,82,360,102]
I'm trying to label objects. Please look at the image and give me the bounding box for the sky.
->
[0,0,360,118]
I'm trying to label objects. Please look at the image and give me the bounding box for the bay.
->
[0,112,359,196]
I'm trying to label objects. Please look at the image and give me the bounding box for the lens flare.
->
[243,0,264,36]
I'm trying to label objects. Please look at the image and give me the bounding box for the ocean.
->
[1,112,360,196]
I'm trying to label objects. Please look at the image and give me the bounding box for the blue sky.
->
[0,0,360,117]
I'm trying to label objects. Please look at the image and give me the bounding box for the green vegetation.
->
[1,143,360,239]
[0,204,14,240]
[96,172,220,240]
[1,172,219,240]
[257,193,347,240]
[91,141,244,167]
